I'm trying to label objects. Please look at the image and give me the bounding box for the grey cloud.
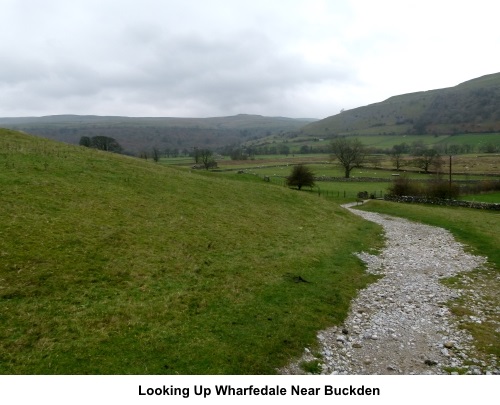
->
[0,1,356,117]
[92,29,352,112]
[3,0,498,118]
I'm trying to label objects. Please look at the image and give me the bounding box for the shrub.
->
[387,175,422,197]
[287,164,315,190]
[425,180,460,199]
[461,180,500,195]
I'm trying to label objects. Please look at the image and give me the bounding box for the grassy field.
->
[345,133,500,150]
[0,129,384,374]
[356,200,500,362]
[460,192,500,203]
[201,154,499,202]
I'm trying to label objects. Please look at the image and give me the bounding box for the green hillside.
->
[303,72,500,137]
[0,128,381,374]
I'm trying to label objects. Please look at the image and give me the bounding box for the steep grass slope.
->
[0,129,381,374]
[303,72,500,136]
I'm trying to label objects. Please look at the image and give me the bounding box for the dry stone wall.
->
[384,196,500,210]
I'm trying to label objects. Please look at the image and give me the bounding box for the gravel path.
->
[280,202,499,375]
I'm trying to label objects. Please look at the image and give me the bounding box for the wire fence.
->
[264,175,387,200]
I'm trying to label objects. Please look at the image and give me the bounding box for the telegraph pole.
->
[449,154,452,198]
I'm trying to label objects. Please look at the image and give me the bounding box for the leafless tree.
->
[390,144,407,171]
[330,138,366,178]
[412,148,441,173]
[152,147,160,162]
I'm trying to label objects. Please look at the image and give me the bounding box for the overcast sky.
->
[2,0,499,119]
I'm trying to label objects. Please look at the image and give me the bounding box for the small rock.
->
[469,366,482,375]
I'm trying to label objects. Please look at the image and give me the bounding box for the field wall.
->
[385,195,500,210]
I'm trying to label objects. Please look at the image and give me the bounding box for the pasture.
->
[0,129,384,374]
[171,150,500,203]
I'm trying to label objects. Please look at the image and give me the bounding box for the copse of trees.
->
[79,136,122,153]
[192,148,217,170]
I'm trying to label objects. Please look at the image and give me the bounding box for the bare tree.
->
[390,144,407,171]
[330,138,366,178]
[152,147,160,163]
[412,148,441,173]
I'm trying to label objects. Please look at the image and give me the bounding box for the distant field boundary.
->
[211,162,500,178]
[222,170,498,184]
[314,177,500,183]
[385,195,500,210]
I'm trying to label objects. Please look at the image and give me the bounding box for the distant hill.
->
[0,114,316,156]
[302,72,500,137]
